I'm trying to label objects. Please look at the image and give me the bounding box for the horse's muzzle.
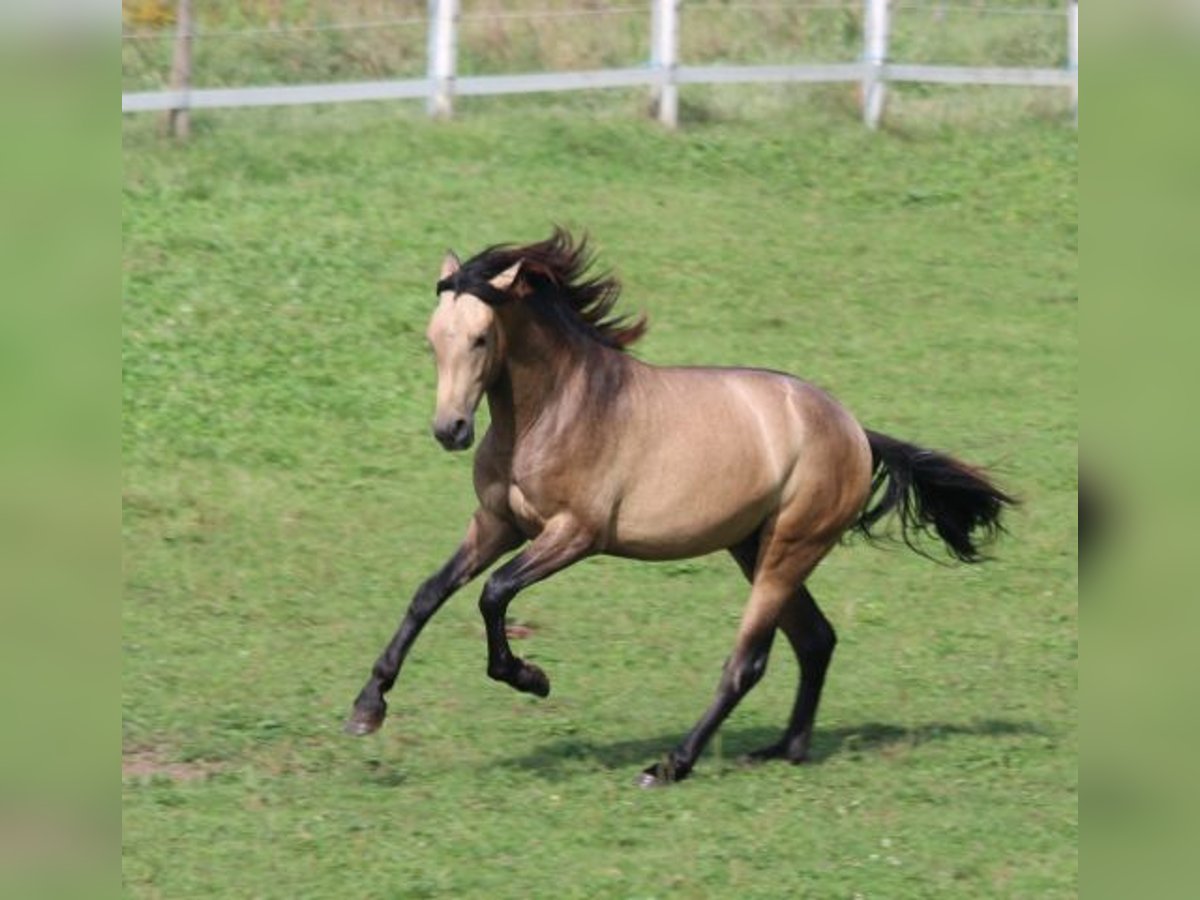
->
[433,417,474,451]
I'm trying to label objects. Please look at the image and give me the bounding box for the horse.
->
[345,228,1014,786]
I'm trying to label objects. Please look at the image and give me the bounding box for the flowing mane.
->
[438,227,647,351]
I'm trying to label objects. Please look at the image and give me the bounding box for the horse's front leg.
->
[478,516,593,698]
[345,508,523,735]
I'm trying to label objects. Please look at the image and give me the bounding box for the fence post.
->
[427,0,458,119]
[862,0,889,129]
[165,0,192,139]
[650,0,679,128]
[1067,0,1078,123]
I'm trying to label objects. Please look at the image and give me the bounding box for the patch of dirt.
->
[505,619,538,640]
[122,747,219,782]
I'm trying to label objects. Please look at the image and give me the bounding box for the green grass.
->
[122,98,1076,897]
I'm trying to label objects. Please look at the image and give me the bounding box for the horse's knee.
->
[724,646,770,696]
[478,574,515,619]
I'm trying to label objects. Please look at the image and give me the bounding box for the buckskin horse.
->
[345,228,1013,786]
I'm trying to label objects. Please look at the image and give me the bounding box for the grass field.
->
[122,95,1076,896]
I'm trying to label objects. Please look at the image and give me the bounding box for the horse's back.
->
[604,364,871,559]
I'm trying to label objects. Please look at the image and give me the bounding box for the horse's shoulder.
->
[472,428,514,506]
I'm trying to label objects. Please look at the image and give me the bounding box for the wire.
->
[123,17,428,42]
[895,2,1066,16]
[459,7,646,22]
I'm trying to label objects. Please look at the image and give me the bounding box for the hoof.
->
[513,661,550,698]
[636,770,668,789]
[637,757,690,788]
[344,703,386,736]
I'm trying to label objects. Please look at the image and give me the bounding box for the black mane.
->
[437,227,646,351]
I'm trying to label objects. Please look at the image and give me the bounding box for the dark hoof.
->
[636,770,668,789]
[344,703,386,736]
[637,758,690,788]
[513,661,550,698]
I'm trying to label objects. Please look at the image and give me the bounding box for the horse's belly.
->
[605,394,794,558]
[608,477,778,560]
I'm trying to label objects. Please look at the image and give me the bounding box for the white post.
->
[651,0,679,128]
[1067,0,1078,122]
[427,0,458,119]
[863,0,889,129]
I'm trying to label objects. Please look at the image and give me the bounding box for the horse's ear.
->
[440,251,461,281]
[489,261,522,293]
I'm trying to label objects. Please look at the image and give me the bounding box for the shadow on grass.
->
[497,719,1050,780]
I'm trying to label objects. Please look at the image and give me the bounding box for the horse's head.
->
[426,252,520,451]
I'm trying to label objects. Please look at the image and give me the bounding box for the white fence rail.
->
[123,0,1078,130]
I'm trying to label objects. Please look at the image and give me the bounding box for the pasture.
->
[122,95,1076,896]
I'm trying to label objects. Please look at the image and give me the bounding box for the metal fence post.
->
[863,0,889,129]
[166,0,193,139]
[651,0,679,128]
[428,0,458,119]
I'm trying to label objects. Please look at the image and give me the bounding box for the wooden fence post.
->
[166,0,192,139]
[650,0,679,128]
[1067,0,1078,122]
[428,0,458,119]
[863,0,889,129]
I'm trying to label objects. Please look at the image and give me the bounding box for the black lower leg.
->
[749,587,836,763]
[346,550,470,733]
[472,526,592,700]
[639,634,774,787]
[782,615,836,761]
[479,572,550,697]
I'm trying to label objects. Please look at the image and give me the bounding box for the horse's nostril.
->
[433,416,472,449]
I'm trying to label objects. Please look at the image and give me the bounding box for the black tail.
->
[856,430,1016,563]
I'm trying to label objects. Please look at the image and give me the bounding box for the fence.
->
[122,0,1078,132]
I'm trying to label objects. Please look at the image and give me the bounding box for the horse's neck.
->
[485,329,620,450]
[485,353,570,445]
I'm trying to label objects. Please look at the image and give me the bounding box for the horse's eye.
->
[472,335,487,350]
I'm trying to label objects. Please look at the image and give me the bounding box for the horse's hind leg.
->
[637,589,779,787]
[729,533,837,764]
[724,535,840,768]
[746,585,835,764]
[638,534,831,787]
